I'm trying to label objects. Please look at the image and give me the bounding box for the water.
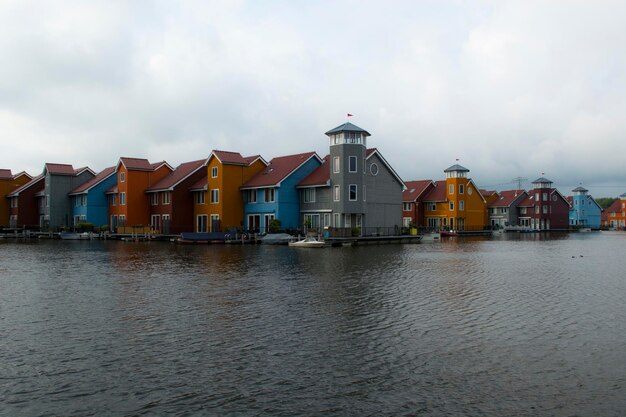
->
[1,232,625,416]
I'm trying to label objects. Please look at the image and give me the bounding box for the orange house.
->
[0,169,32,227]
[205,150,267,232]
[421,164,488,231]
[605,193,626,229]
[107,157,172,232]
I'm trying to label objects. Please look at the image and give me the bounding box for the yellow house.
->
[422,164,488,231]
[204,150,267,232]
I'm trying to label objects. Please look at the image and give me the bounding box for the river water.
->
[1,232,625,416]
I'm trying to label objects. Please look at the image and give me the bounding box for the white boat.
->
[259,233,296,245]
[59,231,93,240]
[288,236,326,248]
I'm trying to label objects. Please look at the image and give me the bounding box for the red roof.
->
[479,189,497,197]
[211,150,248,165]
[489,190,527,207]
[242,152,318,189]
[45,163,75,175]
[105,185,118,194]
[69,166,116,195]
[422,180,447,202]
[146,160,205,192]
[0,169,12,179]
[605,199,623,213]
[297,155,330,187]
[189,176,207,191]
[119,157,153,171]
[403,180,434,202]
[7,175,45,197]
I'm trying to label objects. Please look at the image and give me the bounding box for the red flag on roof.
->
[347,113,353,117]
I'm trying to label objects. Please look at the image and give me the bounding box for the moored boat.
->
[59,231,93,240]
[288,236,326,248]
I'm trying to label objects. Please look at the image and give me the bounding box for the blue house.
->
[568,186,602,229]
[68,166,117,227]
[240,152,322,233]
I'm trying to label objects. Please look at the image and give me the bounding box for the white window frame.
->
[303,188,315,203]
[323,213,331,227]
[120,172,125,182]
[120,192,126,206]
[264,188,275,203]
[334,185,340,202]
[111,194,117,206]
[211,189,219,204]
[197,214,208,232]
[333,213,340,227]
[449,184,454,195]
[211,166,218,178]
[449,201,454,211]
[151,193,158,206]
[249,190,257,203]
[459,184,464,194]
[403,202,412,211]
[162,191,171,205]
[349,184,357,201]
[333,156,340,173]
[348,156,357,173]
[459,200,465,211]
[196,191,205,205]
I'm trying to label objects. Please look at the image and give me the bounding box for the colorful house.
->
[241,151,322,233]
[6,175,45,229]
[516,177,570,230]
[297,123,404,235]
[604,193,626,229]
[488,190,528,229]
[67,166,117,228]
[568,186,602,229]
[402,180,435,228]
[145,159,206,235]
[204,150,267,232]
[0,169,32,227]
[189,175,208,232]
[107,157,173,232]
[41,164,96,231]
[421,164,488,231]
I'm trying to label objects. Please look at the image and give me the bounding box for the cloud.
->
[1,0,625,196]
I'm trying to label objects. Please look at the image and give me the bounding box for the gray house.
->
[41,163,95,230]
[296,123,404,235]
[488,189,528,228]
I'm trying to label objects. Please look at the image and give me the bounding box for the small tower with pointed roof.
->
[325,122,370,227]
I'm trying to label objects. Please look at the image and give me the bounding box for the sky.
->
[1,0,625,197]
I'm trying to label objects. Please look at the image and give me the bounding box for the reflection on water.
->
[1,232,626,416]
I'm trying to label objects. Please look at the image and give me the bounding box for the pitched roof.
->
[422,180,447,202]
[12,171,32,180]
[209,150,248,165]
[241,152,320,189]
[479,189,498,197]
[444,164,469,173]
[45,163,75,175]
[119,157,153,171]
[572,186,588,192]
[489,190,527,207]
[532,177,552,184]
[366,148,404,187]
[105,185,118,194]
[605,199,623,213]
[189,176,208,192]
[297,155,330,187]
[403,180,435,202]
[68,166,116,195]
[7,175,45,197]
[146,159,205,192]
[0,169,12,179]
[325,122,371,136]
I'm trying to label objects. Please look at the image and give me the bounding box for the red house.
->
[145,159,206,234]
[517,177,570,230]
[401,180,435,228]
[6,175,45,229]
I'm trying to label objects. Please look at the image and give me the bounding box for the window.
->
[429,203,436,211]
[520,207,527,214]
[363,185,366,201]
[403,217,412,227]
[349,156,357,172]
[356,214,362,228]
[81,195,86,206]
[543,193,548,201]
[211,189,219,203]
[119,214,126,226]
[345,214,351,228]
[574,200,578,206]
[197,215,208,232]
[162,191,171,205]
[303,188,315,203]
[120,192,126,205]
[333,156,340,173]
[264,214,275,231]
[324,213,331,227]
[162,214,170,222]
[111,194,117,206]
[535,193,539,201]
[459,200,465,211]
[334,185,340,202]
[449,184,454,195]
[211,166,218,178]
[370,163,378,176]
[151,214,161,231]
[459,184,465,194]
[449,201,454,211]
[535,206,540,214]
[501,207,508,214]
[264,188,275,203]
[304,213,320,228]
[467,187,472,195]
[151,193,159,205]
[333,213,340,227]
[196,191,205,204]
[403,202,412,211]
[349,184,357,201]
[543,205,548,214]
[248,190,257,203]
[10,198,17,208]
[120,172,125,182]
[210,214,220,231]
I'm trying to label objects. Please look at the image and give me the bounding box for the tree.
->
[596,197,618,209]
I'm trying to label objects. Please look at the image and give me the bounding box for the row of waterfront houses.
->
[1,122,625,235]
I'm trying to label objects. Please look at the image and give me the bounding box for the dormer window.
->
[211,167,218,178]
[120,172,125,182]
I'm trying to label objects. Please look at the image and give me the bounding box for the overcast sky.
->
[1,0,625,196]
